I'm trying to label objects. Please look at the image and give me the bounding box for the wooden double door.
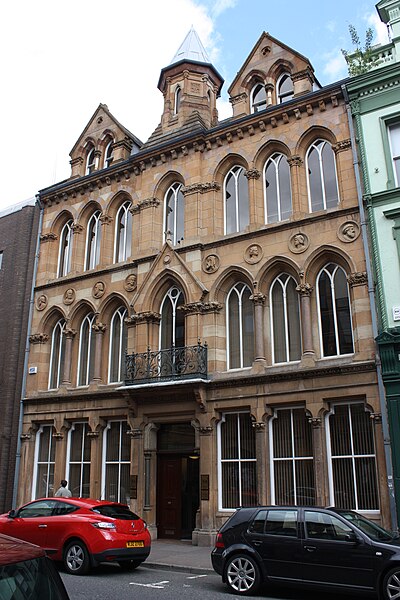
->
[157,454,199,539]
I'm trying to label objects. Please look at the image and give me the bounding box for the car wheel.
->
[225,554,261,595]
[118,560,141,571]
[383,567,400,600]
[63,540,90,575]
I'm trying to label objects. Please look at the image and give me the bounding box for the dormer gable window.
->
[250,83,267,113]
[85,144,96,175]
[104,139,114,168]
[277,73,294,104]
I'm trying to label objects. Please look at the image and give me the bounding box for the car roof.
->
[0,533,45,566]
[33,497,129,509]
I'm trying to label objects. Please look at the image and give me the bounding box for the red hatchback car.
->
[0,498,151,575]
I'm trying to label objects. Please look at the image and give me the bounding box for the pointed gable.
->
[69,103,143,180]
[228,32,319,119]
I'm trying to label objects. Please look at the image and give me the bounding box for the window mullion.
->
[318,147,327,209]
[330,268,340,355]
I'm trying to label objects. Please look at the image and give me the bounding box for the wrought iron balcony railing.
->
[125,342,208,385]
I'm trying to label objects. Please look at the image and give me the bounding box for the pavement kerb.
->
[144,561,214,574]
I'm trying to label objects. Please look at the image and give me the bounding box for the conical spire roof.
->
[170,26,211,66]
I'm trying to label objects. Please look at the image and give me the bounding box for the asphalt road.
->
[61,563,363,600]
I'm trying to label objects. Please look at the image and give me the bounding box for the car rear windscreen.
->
[91,505,140,520]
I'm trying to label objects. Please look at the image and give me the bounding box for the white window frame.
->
[113,201,132,263]
[217,411,257,511]
[48,318,66,389]
[108,307,128,383]
[270,274,301,364]
[66,422,91,497]
[306,139,340,213]
[277,72,294,104]
[85,145,96,175]
[250,82,267,113]
[77,313,96,386]
[224,166,249,235]
[84,210,101,271]
[101,420,130,503]
[269,407,314,505]
[32,425,55,500]
[263,153,292,223]
[104,139,114,168]
[325,402,379,514]
[226,283,253,370]
[388,122,400,186]
[57,220,73,277]
[316,263,354,358]
[163,182,184,245]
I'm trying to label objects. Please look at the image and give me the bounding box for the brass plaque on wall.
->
[201,474,209,501]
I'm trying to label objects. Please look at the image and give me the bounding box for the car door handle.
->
[304,545,316,552]
[253,541,262,547]
[38,524,47,528]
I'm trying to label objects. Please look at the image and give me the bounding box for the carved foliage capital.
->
[29,333,49,344]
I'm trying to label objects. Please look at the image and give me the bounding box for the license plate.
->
[126,541,144,548]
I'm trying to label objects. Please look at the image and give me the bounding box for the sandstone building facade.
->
[19,29,391,544]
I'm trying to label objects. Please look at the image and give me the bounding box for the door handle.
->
[38,524,47,528]
[253,541,262,547]
[304,545,316,552]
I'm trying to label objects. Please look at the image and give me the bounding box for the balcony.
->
[125,342,208,385]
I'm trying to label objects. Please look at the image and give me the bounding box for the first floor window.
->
[227,283,254,369]
[327,403,379,511]
[388,122,400,186]
[48,319,66,389]
[67,423,91,497]
[108,307,128,383]
[218,412,257,510]
[77,313,96,386]
[270,274,301,363]
[102,421,130,503]
[33,425,55,499]
[270,408,315,505]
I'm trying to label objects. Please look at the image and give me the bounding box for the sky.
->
[0,0,389,211]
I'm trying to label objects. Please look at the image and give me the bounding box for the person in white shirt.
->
[54,480,72,498]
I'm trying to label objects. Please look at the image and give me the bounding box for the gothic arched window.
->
[227,283,254,369]
[48,318,66,389]
[270,274,301,363]
[77,313,96,386]
[108,307,128,383]
[164,182,184,245]
[85,210,102,270]
[307,140,339,212]
[264,153,292,223]
[224,166,249,234]
[57,220,73,277]
[114,201,132,263]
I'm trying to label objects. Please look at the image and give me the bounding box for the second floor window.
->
[85,211,101,270]
[307,140,339,212]
[160,287,185,350]
[57,220,73,277]
[104,139,114,168]
[114,201,132,263]
[264,153,292,223]
[224,166,249,234]
[164,183,184,245]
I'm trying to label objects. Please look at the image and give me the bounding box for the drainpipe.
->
[342,84,398,530]
[12,193,44,508]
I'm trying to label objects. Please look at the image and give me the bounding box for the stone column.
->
[194,424,216,547]
[91,322,107,383]
[308,416,327,506]
[296,281,315,363]
[87,430,101,499]
[287,156,304,216]
[53,430,67,498]
[245,169,262,227]
[250,292,266,362]
[253,421,267,504]
[61,327,76,386]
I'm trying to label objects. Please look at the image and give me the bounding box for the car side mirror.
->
[7,509,16,519]
[344,531,360,543]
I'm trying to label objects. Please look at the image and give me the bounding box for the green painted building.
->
[346,0,400,525]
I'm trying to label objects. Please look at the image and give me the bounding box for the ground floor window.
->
[66,422,90,497]
[217,412,257,510]
[102,421,130,503]
[326,402,379,511]
[33,425,55,499]
[270,407,315,505]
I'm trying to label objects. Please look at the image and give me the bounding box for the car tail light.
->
[92,522,116,530]
[215,532,225,549]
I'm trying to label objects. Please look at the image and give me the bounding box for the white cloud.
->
[322,52,348,81]
[367,12,390,46]
[0,0,221,209]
